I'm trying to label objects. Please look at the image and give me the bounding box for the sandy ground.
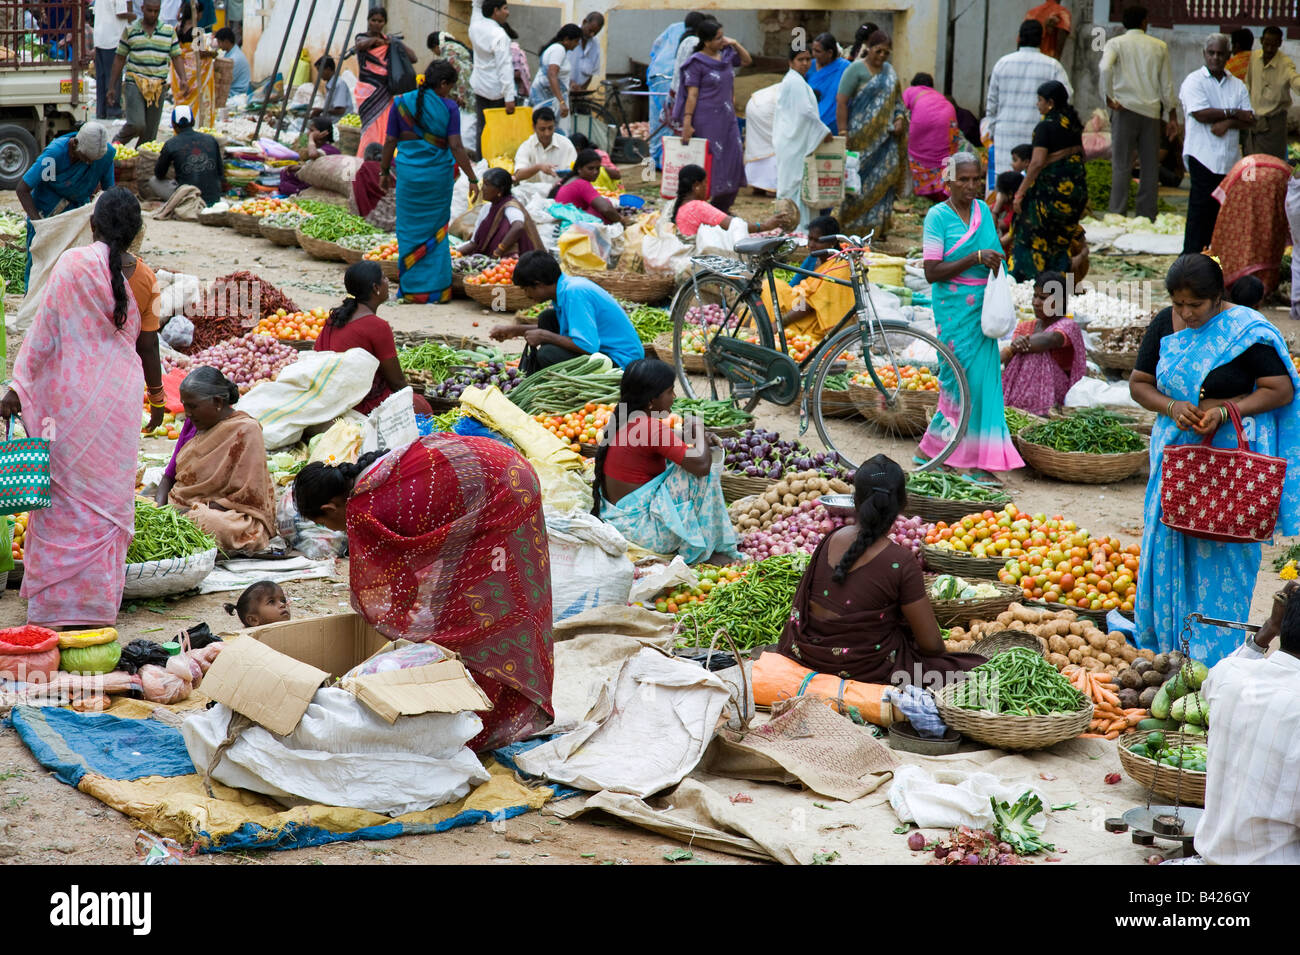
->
[0,183,1293,866]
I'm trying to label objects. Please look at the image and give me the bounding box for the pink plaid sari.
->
[14,243,144,627]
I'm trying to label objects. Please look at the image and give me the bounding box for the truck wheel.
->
[0,125,39,192]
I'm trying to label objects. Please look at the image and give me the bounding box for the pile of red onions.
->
[166,334,297,392]
[739,503,932,563]
[887,514,931,563]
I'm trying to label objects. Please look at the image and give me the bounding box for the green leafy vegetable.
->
[989,791,1054,855]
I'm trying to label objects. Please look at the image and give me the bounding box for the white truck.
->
[0,0,92,190]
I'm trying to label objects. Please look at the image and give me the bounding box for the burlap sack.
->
[296,154,364,196]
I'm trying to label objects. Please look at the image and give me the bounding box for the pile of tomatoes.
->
[142,407,183,440]
[535,403,615,450]
[255,307,329,341]
[852,365,940,392]
[363,240,399,262]
[10,512,27,561]
[464,257,518,286]
[645,565,749,614]
[230,197,300,218]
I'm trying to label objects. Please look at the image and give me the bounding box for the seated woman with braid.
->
[777,455,985,686]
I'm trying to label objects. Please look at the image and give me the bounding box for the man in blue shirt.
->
[215,27,249,97]
[490,250,644,373]
[16,123,115,285]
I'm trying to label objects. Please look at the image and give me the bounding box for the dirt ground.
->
[0,181,1294,866]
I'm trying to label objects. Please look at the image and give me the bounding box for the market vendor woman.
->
[292,434,555,751]
[592,359,739,563]
[155,367,277,556]
[778,455,985,685]
[1000,269,1086,415]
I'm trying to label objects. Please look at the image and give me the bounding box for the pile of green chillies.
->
[127,501,218,564]
[1019,408,1145,454]
[674,552,809,651]
[952,648,1087,716]
[672,398,752,428]
[1004,407,1038,435]
[906,471,1009,503]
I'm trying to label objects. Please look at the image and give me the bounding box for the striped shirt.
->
[985,47,1071,176]
[116,19,180,81]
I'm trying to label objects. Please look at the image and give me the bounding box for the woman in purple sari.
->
[456,167,543,258]
[671,17,752,213]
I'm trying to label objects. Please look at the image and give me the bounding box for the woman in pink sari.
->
[353,7,420,156]
[903,73,960,202]
[1001,270,1086,415]
[0,188,163,628]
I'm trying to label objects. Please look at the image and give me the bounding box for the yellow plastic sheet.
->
[458,385,586,470]
[481,107,534,165]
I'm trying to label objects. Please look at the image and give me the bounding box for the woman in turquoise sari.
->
[917,153,1025,474]
[1130,255,1300,663]
[836,31,907,239]
[380,61,478,303]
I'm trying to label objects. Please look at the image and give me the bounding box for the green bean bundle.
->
[127,500,218,564]
[671,397,753,428]
[951,647,1088,716]
[506,354,623,415]
[905,471,1009,503]
[628,304,673,343]
[1020,407,1145,454]
[396,342,465,379]
[674,553,810,651]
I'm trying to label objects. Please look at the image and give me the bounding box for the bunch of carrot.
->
[1064,665,1146,739]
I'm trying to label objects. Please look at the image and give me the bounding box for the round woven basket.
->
[1048,405,1156,436]
[656,334,709,374]
[451,273,467,298]
[464,281,533,313]
[904,491,1008,525]
[340,246,364,264]
[295,228,347,262]
[968,630,1046,659]
[377,258,400,280]
[229,211,265,237]
[934,680,1093,751]
[198,210,229,227]
[721,472,776,504]
[1013,434,1148,484]
[921,543,1007,579]
[1089,347,1140,373]
[1116,730,1207,806]
[848,381,937,435]
[422,393,460,413]
[926,576,1023,628]
[259,220,301,246]
[394,331,483,351]
[569,269,675,304]
[819,387,857,419]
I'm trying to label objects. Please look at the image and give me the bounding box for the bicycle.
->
[668,234,972,471]
[570,77,667,164]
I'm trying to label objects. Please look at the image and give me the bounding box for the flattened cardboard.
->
[203,613,489,734]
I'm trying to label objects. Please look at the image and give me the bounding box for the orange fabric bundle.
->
[752,651,895,727]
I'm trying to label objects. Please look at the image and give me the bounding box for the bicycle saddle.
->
[734,235,786,257]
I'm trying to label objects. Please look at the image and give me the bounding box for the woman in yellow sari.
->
[761,216,853,342]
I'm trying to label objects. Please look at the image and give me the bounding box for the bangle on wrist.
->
[148,399,166,408]
[1167,400,1176,417]
[1220,405,1229,422]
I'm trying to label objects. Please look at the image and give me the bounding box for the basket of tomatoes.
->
[848,365,940,436]
[362,239,401,280]
[464,257,531,312]
[534,403,615,455]
[255,307,328,347]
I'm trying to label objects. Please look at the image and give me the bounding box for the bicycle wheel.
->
[670,271,773,412]
[808,323,971,472]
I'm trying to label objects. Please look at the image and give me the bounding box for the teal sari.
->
[839,61,906,235]
[393,89,455,304]
[598,457,739,563]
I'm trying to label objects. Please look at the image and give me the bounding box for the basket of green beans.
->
[935,647,1093,751]
[122,501,219,598]
[1014,408,1149,485]
[903,470,1012,525]
[672,397,753,437]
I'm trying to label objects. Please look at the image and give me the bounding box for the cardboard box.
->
[802,135,846,206]
[201,613,492,736]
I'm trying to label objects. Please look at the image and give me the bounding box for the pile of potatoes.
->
[730,471,852,533]
[945,602,1154,680]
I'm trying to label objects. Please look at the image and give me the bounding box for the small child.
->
[1228,275,1265,310]
[224,580,291,628]
[991,170,1022,250]
[1009,143,1033,174]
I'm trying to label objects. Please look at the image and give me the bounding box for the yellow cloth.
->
[558,228,608,271]
[171,48,217,126]
[128,72,166,106]
[1245,49,1300,118]
[458,385,587,470]
[760,258,854,341]
[594,167,619,193]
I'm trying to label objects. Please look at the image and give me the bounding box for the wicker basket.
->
[377,258,400,280]
[229,211,265,237]
[1013,434,1148,484]
[848,381,937,435]
[926,576,1023,628]
[969,630,1046,659]
[569,269,676,304]
[451,273,467,298]
[721,471,775,504]
[278,338,316,352]
[340,246,365,264]
[295,228,347,262]
[198,210,229,227]
[423,394,461,413]
[1028,600,1110,626]
[934,680,1093,751]
[1117,730,1207,806]
[1088,347,1140,373]
[904,492,1008,525]
[338,123,362,156]
[819,387,857,419]
[394,331,483,351]
[259,220,301,246]
[464,281,533,313]
[1048,405,1156,436]
[921,543,1007,579]
[657,334,709,374]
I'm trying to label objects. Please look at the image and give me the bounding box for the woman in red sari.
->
[1209,153,1293,294]
[456,167,542,258]
[293,435,554,750]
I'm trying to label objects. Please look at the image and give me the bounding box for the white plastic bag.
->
[695,216,749,257]
[980,266,1017,339]
[660,136,709,199]
[545,507,633,624]
[642,214,692,278]
[627,556,697,606]
[159,314,194,348]
[890,765,1047,831]
[1063,376,1140,408]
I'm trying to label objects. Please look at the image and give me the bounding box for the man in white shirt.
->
[985,19,1071,178]
[1195,582,1300,865]
[94,0,134,119]
[470,0,516,159]
[568,12,604,93]
[1098,5,1178,220]
[1179,34,1254,254]
[512,106,576,201]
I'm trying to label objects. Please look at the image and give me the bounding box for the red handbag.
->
[1160,402,1287,543]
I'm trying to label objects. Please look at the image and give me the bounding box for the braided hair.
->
[671,164,709,226]
[592,358,676,517]
[92,187,142,329]
[416,59,458,128]
[293,450,386,521]
[831,454,905,583]
[330,260,385,327]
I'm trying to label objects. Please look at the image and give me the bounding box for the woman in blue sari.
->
[380,61,478,304]
[806,32,847,134]
[1130,255,1300,664]
[836,30,907,239]
[918,153,1025,474]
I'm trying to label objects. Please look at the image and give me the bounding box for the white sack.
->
[237,348,380,449]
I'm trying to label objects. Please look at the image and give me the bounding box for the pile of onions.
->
[166,334,297,392]
[740,500,849,558]
[888,514,931,564]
